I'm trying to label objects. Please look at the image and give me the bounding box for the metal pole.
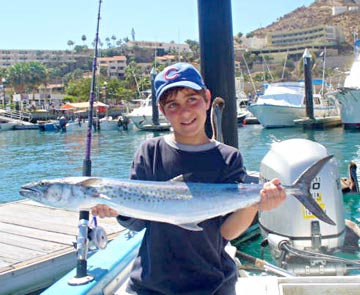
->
[2,79,5,109]
[68,210,94,285]
[303,49,314,120]
[150,67,159,125]
[198,0,238,148]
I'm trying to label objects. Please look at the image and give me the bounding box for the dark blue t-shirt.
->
[118,135,247,295]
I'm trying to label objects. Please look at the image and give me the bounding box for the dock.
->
[0,199,125,295]
[294,116,342,129]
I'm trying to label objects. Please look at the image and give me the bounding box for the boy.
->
[92,62,286,294]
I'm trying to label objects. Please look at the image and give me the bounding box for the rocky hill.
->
[252,0,359,50]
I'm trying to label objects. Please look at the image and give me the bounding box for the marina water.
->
[1,125,359,263]
[0,125,360,220]
[1,125,359,222]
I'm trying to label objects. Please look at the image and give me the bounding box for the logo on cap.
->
[164,67,179,81]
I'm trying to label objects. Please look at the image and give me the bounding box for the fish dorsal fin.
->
[79,178,103,187]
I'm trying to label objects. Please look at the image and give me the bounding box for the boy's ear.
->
[158,104,165,115]
[206,89,211,100]
[206,89,212,110]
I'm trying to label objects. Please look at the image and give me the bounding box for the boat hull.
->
[0,122,17,131]
[328,88,360,128]
[248,104,337,128]
[129,115,170,131]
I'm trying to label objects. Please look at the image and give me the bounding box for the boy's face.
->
[160,88,211,145]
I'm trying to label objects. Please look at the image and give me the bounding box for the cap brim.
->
[156,81,203,102]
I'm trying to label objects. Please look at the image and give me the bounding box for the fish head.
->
[19,177,96,209]
[20,179,72,206]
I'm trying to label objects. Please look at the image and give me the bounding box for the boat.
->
[0,120,17,131]
[248,81,338,128]
[38,118,67,132]
[325,54,360,129]
[236,97,250,124]
[40,138,360,295]
[127,93,171,131]
[99,115,130,131]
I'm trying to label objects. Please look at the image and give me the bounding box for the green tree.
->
[65,78,91,101]
[67,40,75,50]
[7,62,47,93]
[81,35,87,45]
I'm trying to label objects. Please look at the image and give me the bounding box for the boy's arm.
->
[220,178,286,240]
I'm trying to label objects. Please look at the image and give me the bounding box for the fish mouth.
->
[19,186,42,199]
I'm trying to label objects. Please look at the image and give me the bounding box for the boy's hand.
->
[259,178,286,211]
[91,204,118,218]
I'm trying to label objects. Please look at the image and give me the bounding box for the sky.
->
[1,0,314,50]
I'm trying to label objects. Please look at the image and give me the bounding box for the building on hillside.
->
[0,49,91,69]
[155,55,182,65]
[97,56,127,79]
[267,25,344,49]
[126,41,190,55]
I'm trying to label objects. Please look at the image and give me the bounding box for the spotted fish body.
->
[20,155,336,230]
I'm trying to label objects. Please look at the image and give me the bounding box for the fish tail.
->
[290,155,336,225]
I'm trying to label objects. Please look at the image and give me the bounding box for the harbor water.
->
[1,126,360,219]
[1,125,359,263]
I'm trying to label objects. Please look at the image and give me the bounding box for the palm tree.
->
[67,40,75,50]
[81,35,87,45]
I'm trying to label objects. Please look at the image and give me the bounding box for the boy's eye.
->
[188,96,198,103]
[167,102,178,109]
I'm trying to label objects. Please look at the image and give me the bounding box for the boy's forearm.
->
[220,205,258,240]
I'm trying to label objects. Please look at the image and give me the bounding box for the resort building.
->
[0,49,90,69]
[126,41,190,54]
[266,25,344,49]
[97,56,127,79]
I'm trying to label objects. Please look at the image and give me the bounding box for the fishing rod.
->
[83,0,103,177]
[69,0,103,286]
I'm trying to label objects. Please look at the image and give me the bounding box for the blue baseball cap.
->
[155,63,206,103]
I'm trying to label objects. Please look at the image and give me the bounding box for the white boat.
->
[0,121,17,131]
[237,97,250,124]
[127,94,171,131]
[99,116,130,131]
[325,55,360,129]
[248,81,338,128]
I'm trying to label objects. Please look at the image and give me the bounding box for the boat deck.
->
[0,199,125,295]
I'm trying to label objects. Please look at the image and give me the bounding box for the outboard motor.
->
[259,138,347,275]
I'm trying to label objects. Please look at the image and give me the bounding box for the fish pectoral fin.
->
[170,174,185,182]
[98,193,111,201]
[177,223,203,231]
[169,173,193,182]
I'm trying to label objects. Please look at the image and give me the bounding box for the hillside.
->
[252,0,360,50]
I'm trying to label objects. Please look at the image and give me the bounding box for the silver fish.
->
[19,155,336,230]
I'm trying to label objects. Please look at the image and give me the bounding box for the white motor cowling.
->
[259,138,345,252]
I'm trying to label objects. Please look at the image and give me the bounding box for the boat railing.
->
[0,108,32,122]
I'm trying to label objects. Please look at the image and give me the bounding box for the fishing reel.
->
[72,215,108,252]
[88,216,108,250]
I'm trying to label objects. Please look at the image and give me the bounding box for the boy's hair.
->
[159,87,208,107]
